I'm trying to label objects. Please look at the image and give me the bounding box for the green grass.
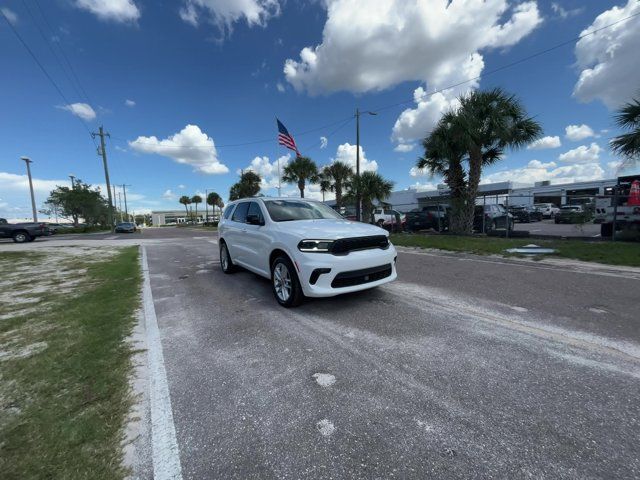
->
[0,247,141,480]
[390,233,640,267]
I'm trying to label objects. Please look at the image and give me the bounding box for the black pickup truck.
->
[0,218,51,243]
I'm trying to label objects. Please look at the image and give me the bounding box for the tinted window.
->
[247,202,264,223]
[223,205,236,219]
[264,200,343,222]
[232,202,249,222]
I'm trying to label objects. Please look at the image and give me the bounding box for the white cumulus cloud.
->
[573,0,640,109]
[58,103,96,121]
[332,143,377,172]
[565,124,595,141]
[285,0,541,95]
[239,154,290,190]
[75,0,140,23]
[482,159,605,185]
[527,135,561,150]
[1,7,18,24]
[162,189,177,200]
[179,0,280,33]
[319,136,328,149]
[395,143,416,153]
[558,143,602,164]
[125,99,136,107]
[129,124,229,175]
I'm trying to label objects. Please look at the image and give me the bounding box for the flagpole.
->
[277,145,281,197]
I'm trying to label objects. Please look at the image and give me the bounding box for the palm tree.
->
[282,156,319,198]
[323,161,352,207]
[179,195,191,221]
[319,169,331,202]
[347,171,394,223]
[191,195,202,222]
[421,88,541,233]
[611,95,640,161]
[207,191,221,219]
[229,171,261,200]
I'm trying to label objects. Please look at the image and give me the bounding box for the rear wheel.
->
[12,231,30,243]
[219,242,237,273]
[600,223,613,237]
[271,256,304,307]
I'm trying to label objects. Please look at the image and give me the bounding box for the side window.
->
[247,202,264,223]
[232,202,249,223]
[223,205,235,219]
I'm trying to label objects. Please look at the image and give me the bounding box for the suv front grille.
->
[331,235,389,255]
[331,264,392,288]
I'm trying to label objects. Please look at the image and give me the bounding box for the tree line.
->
[226,156,394,222]
[178,192,224,222]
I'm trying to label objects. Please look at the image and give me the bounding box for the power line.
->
[112,9,640,151]
[32,0,95,106]
[1,7,97,147]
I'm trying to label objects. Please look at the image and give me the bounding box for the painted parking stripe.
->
[141,246,183,480]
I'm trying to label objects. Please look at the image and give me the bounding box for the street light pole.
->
[20,156,38,222]
[69,175,76,188]
[122,184,131,221]
[354,108,377,222]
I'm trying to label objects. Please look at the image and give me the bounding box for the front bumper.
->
[293,244,398,298]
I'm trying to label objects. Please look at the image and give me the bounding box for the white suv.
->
[218,198,397,307]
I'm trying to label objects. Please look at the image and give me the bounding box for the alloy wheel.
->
[273,263,292,302]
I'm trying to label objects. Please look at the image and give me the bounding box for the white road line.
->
[208,239,218,245]
[141,246,183,480]
[105,235,119,240]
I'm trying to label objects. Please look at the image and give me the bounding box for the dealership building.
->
[385,178,618,212]
[150,210,220,226]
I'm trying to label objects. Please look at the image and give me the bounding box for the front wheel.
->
[219,242,237,273]
[271,256,304,307]
[12,231,30,243]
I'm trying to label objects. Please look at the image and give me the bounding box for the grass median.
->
[390,233,640,268]
[0,246,141,479]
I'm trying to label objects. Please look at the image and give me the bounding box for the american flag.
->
[276,118,300,156]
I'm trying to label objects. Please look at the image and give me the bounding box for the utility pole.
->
[121,184,131,221]
[92,126,114,229]
[69,174,76,188]
[118,192,123,222]
[20,156,38,222]
[354,108,377,222]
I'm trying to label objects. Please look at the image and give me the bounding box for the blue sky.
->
[1,0,639,219]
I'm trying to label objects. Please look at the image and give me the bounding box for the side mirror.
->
[246,214,263,226]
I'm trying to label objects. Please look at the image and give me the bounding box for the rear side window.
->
[232,202,249,223]
[223,205,235,219]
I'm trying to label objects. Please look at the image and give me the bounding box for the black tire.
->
[600,223,613,237]
[27,236,36,242]
[12,231,30,243]
[271,256,304,308]
[376,219,385,228]
[219,241,237,273]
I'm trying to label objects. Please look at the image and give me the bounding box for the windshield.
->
[263,200,344,222]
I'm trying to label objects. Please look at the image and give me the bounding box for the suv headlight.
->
[298,239,334,253]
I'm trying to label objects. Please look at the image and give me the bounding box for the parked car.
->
[554,205,591,224]
[508,205,532,223]
[115,222,137,233]
[372,207,406,230]
[406,205,449,231]
[218,198,397,307]
[46,222,74,234]
[0,218,51,243]
[473,205,514,232]
[533,203,560,218]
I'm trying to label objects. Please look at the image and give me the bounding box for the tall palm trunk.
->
[462,148,483,234]
[194,204,198,222]
[183,204,189,218]
[335,182,343,207]
[298,179,305,198]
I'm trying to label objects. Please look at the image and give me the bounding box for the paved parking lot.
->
[5,228,638,479]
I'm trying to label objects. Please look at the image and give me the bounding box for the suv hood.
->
[275,219,388,239]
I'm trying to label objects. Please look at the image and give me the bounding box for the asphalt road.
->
[123,227,639,479]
